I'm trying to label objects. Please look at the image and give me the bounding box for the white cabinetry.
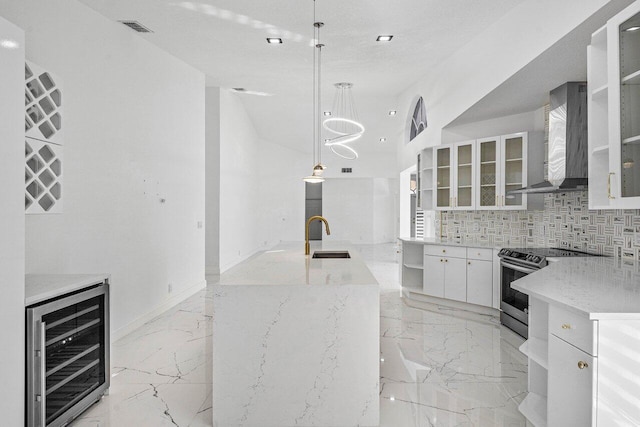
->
[400,241,424,293]
[520,296,640,426]
[588,1,640,208]
[400,243,494,308]
[466,258,493,307]
[417,149,434,210]
[423,245,467,301]
[432,134,529,211]
[476,134,528,210]
[434,141,475,210]
[548,335,596,426]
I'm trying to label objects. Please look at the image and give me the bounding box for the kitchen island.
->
[212,242,379,427]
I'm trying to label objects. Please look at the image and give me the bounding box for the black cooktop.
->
[498,247,598,268]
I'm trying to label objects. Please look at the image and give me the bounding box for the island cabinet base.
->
[212,284,380,427]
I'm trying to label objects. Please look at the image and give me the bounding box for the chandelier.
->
[323,82,365,160]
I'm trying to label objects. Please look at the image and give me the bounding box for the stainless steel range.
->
[498,247,597,338]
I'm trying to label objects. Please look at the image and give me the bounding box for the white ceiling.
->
[77,0,527,155]
[447,0,634,128]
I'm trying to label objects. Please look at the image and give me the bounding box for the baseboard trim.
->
[112,279,206,342]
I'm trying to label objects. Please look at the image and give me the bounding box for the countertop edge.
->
[25,274,110,306]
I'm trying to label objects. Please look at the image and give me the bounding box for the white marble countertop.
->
[25,274,110,306]
[218,241,378,286]
[399,237,500,250]
[512,257,640,320]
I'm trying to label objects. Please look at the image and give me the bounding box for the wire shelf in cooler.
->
[47,343,100,377]
[46,304,99,330]
[46,318,101,347]
[47,358,100,395]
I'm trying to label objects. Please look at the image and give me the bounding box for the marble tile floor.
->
[74,243,528,427]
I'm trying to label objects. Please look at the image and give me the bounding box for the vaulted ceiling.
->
[77,0,527,156]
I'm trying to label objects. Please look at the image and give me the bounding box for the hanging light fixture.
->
[323,82,365,160]
[303,0,326,183]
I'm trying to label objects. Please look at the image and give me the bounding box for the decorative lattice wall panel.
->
[25,61,63,144]
[24,60,64,214]
[25,138,63,214]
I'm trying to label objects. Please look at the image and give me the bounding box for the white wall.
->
[396,0,614,171]
[0,15,25,423]
[205,87,221,279]
[219,89,261,272]
[258,139,307,248]
[0,0,206,336]
[323,178,397,245]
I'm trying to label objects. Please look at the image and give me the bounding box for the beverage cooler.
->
[26,280,109,427]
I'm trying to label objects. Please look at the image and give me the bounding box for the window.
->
[410,97,427,141]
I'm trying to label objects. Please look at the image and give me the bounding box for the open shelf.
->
[518,392,547,427]
[592,145,610,154]
[506,158,523,162]
[622,69,640,85]
[480,160,496,165]
[519,337,548,369]
[592,84,609,99]
[458,163,472,167]
[623,134,640,144]
[403,262,423,270]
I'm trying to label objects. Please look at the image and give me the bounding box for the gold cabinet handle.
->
[454,196,457,207]
[495,195,498,206]
[608,172,615,199]
[562,324,571,329]
[502,195,505,206]
[445,259,448,263]
[578,361,589,369]
[468,261,471,265]
[440,259,443,263]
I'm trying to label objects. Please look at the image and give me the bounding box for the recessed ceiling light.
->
[266,37,283,44]
[388,110,397,116]
[323,111,332,116]
[379,138,387,142]
[376,35,393,42]
[624,26,640,32]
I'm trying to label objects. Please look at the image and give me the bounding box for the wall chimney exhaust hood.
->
[509,82,588,194]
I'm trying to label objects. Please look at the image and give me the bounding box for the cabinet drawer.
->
[549,304,598,356]
[466,247,493,261]
[424,245,466,259]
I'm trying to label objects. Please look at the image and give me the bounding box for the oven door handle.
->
[500,260,538,275]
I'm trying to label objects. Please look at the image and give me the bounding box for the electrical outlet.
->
[168,283,173,294]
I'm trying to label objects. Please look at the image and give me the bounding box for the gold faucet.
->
[305,215,331,255]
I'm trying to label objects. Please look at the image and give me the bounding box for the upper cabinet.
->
[589,1,640,209]
[476,134,528,210]
[435,141,475,210]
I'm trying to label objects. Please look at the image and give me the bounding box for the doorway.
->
[305,182,323,240]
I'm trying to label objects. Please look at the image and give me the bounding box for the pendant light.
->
[303,0,326,183]
[323,82,364,160]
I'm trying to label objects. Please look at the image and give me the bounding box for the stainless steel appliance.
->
[509,82,589,194]
[26,281,109,427]
[498,248,596,338]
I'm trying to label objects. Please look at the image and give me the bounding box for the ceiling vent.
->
[341,168,352,174]
[119,21,154,33]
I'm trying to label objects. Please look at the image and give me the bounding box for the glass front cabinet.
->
[434,141,475,210]
[475,134,527,211]
[589,1,640,208]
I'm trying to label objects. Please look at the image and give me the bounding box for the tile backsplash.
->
[440,191,640,259]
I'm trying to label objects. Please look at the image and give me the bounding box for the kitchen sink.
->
[312,250,351,259]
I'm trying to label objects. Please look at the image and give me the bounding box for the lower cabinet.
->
[444,257,466,302]
[421,245,493,306]
[548,334,596,426]
[466,259,493,307]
